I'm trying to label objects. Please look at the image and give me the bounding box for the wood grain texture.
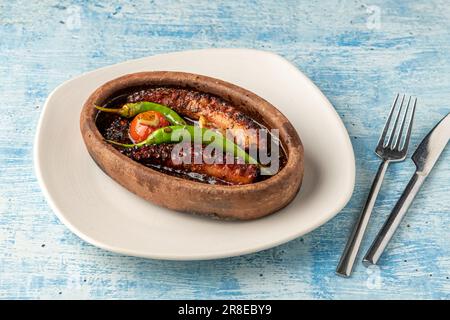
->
[0,0,449,299]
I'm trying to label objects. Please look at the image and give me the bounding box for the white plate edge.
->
[33,48,356,260]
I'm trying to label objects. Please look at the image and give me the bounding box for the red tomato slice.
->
[129,111,170,143]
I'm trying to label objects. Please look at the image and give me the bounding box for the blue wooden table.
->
[0,0,449,299]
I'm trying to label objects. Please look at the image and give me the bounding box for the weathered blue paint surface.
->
[0,1,449,299]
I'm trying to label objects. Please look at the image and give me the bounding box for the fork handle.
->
[336,160,389,277]
[362,172,426,266]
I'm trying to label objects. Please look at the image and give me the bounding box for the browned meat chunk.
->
[128,144,258,185]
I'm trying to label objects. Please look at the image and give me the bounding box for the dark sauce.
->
[95,86,287,185]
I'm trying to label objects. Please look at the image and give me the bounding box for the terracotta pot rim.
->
[82,71,302,192]
[80,71,303,219]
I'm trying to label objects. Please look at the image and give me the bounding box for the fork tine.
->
[378,94,400,147]
[393,96,412,150]
[401,97,417,152]
[386,94,406,148]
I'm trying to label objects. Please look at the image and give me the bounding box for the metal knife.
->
[363,112,450,266]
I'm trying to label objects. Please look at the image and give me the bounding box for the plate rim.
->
[34,48,355,260]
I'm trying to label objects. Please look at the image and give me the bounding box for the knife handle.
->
[363,171,426,266]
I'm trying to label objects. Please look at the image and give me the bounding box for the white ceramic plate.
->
[35,49,355,260]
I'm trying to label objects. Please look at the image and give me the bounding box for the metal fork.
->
[336,94,417,277]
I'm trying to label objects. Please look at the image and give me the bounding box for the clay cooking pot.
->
[80,71,304,220]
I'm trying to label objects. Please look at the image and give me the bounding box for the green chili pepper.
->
[107,125,258,165]
[95,102,186,125]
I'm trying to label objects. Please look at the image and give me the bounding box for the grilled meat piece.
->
[128,143,258,185]
[128,87,260,150]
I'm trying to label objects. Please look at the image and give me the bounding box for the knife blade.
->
[413,113,450,175]
[363,112,450,266]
